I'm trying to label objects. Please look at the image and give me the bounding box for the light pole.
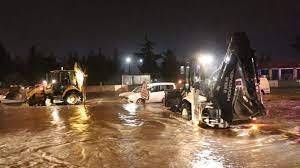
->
[125,57,131,74]
[197,53,214,81]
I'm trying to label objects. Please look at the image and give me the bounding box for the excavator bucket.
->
[212,32,266,123]
[74,62,87,103]
[0,85,27,105]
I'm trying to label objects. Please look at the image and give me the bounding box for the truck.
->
[1,63,87,106]
[165,32,266,128]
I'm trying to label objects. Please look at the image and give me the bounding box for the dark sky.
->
[0,0,299,61]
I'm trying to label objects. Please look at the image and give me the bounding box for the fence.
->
[86,85,125,93]
[121,74,151,85]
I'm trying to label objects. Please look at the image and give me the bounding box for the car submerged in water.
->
[119,82,176,104]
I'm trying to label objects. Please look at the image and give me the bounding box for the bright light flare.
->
[178,79,183,84]
[248,124,259,136]
[139,59,143,63]
[224,55,230,63]
[75,70,84,90]
[51,79,56,84]
[42,80,47,87]
[250,124,258,131]
[198,54,214,65]
[125,57,131,63]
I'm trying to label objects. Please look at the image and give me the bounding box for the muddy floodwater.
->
[0,99,299,167]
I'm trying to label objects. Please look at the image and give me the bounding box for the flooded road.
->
[0,99,299,167]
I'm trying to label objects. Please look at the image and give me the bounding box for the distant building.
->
[259,62,300,80]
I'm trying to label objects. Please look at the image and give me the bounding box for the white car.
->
[0,94,5,102]
[124,82,176,104]
[119,86,141,97]
[235,77,270,94]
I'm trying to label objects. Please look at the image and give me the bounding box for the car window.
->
[132,86,141,93]
[165,85,174,90]
[150,86,160,92]
[159,85,174,91]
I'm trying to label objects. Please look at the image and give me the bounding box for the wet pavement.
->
[0,98,299,168]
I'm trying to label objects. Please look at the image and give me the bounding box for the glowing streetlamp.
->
[197,53,214,65]
[138,58,143,63]
[125,57,131,64]
[125,57,132,74]
[196,53,214,81]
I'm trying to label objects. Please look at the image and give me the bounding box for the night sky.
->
[0,0,299,61]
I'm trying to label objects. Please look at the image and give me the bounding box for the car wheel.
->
[65,92,81,105]
[136,98,144,105]
[181,102,191,120]
[198,120,209,128]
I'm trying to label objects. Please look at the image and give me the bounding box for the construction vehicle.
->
[1,63,87,106]
[165,32,266,128]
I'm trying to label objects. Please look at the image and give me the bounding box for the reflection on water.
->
[49,106,61,124]
[0,102,299,167]
[192,149,224,168]
[123,103,138,114]
[120,103,144,127]
[69,105,90,132]
[48,106,66,131]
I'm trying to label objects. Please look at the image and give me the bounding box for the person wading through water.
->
[140,81,149,104]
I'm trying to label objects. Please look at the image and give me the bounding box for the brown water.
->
[0,100,299,168]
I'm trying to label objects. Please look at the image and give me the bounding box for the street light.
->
[125,57,131,64]
[197,53,214,65]
[125,57,132,74]
[196,53,214,81]
[138,58,143,63]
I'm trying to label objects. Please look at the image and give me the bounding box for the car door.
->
[148,85,161,102]
[157,85,167,102]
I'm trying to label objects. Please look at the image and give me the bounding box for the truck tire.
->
[28,95,36,106]
[198,121,209,128]
[136,98,145,105]
[28,94,46,106]
[64,92,81,105]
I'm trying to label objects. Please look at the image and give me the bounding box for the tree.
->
[0,42,12,83]
[44,52,58,71]
[26,46,59,83]
[291,36,300,52]
[135,34,161,78]
[97,48,109,81]
[27,45,43,82]
[86,48,111,84]
[161,49,178,81]
[66,51,80,68]
[257,53,272,67]
[112,48,121,74]
[86,50,98,84]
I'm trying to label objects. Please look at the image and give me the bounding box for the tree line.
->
[0,35,179,87]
